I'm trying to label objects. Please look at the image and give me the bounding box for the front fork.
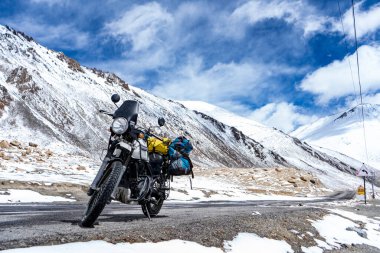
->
[87,157,110,196]
[87,149,130,196]
[90,157,110,189]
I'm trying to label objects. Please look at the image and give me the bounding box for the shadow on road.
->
[60,213,168,227]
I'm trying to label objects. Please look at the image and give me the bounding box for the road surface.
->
[0,191,358,251]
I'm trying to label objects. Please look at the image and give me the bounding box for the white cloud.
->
[362,93,380,104]
[214,101,253,116]
[225,0,380,40]
[102,1,212,74]
[300,44,380,104]
[148,54,314,133]
[101,0,322,80]
[104,2,173,52]
[248,102,318,132]
[102,2,207,74]
[4,18,89,50]
[150,55,277,104]
[29,0,69,6]
[103,0,333,69]
[216,0,331,39]
[332,2,380,39]
[146,51,309,121]
[302,15,330,36]
[345,92,380,108]
[231,1,298,24]
[237,1,380,40]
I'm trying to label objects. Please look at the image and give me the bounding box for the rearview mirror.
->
[111,94,120,103]
[158,117,165,127]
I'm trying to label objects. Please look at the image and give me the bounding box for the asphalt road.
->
[0,191,357,251]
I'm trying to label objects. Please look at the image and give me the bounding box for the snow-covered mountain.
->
[0,25,367,189]
[179,101,374,188]
[292,104,380,170]
[0,25,289,169]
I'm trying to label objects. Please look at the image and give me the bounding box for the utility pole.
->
[371,171,375,199]
[363,176,367,205]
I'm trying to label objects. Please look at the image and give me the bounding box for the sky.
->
[1,0,380,132]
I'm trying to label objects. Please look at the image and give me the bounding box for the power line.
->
[336,0,359,105]
[351,0,369,163]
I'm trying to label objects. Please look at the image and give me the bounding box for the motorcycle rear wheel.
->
[80,161,123,227]
[142,194,164,217]
[141,177,165,217]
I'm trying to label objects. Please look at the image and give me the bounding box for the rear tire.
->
[80,161,123,227]
[142,194,164,217]
[141,177,165,217]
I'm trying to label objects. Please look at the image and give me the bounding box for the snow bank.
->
[0,189,75,203]
[1,240,222,253]
[1,233,297,253]
[305,209,380,251]
[224,233,293,253]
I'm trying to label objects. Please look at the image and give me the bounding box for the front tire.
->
[80,161,123,227]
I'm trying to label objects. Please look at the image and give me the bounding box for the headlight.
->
[111,117,128,134]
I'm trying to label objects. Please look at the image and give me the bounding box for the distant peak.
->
[89,68,129,90]
[0,25,34,42]
[333,103,380,122]
[179,100,226,112]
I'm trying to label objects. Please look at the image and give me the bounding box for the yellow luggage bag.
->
[147,137,171,155]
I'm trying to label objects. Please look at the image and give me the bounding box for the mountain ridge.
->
[292,103,380,169]
[179,100,375,188]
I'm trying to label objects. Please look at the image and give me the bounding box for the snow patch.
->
[1,233,296,253]
[311,210,380,250]
[0,189,75,203]
[224,233,294,253]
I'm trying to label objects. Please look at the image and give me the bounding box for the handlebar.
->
[135,127,164,141]
[99,109,113,117]
[148,132,164,141]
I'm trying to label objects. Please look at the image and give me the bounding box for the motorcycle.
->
[80,94,171,227]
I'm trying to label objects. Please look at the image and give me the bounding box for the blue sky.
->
[1,0,380,132]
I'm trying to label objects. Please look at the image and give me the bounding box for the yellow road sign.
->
[357,186,365,195]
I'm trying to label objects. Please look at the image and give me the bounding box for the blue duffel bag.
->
[169,137,192,154]
[168,136,194,176]
[168,157,191,175]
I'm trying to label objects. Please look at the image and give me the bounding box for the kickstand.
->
[144,204,151,221]
[189,176,192,190]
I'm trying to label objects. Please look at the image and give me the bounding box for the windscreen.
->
[113,100,139,124]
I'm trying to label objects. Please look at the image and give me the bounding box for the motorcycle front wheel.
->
[80,161,123,227]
